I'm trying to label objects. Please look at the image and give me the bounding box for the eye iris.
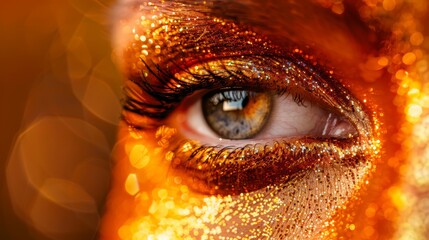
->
[202,90,272,139]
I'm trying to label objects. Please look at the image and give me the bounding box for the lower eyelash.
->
[168,137,373,195]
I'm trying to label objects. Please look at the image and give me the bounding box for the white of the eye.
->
[177,94,355,144]
[256,95,326,138]
[258,95,355,138]
[177,99,221,142]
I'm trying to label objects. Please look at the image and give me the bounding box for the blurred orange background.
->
[0,1,120,239]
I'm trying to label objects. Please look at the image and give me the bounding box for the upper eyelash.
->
[121,52,373,143]
[119,3,372,137]
[124,58,222,119]
[123,55,304,119]
[119,2,359,123]
[208,89,257,103]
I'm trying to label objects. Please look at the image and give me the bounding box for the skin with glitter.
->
[101,0,429,239]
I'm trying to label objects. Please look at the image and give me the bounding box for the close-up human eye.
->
[3,0,429,239]
[146,55,361,143]
[130,45,374,198]
[100,0,383,239]
[177,76,356,142]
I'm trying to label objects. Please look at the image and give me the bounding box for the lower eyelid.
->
[170,137,370,195]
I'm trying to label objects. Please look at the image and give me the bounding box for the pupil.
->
[202,89,272,140]
[241,95,249,109]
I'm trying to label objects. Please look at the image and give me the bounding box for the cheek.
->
[100,121,374,239]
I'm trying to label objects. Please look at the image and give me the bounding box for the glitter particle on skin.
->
[100,0,429,239]
[105,1,379,236]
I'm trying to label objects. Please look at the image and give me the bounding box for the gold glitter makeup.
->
[4,0,429,239]
[101,1,380,239]
[101,0,429,239]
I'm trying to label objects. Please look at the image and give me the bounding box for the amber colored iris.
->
[202,89,272,139]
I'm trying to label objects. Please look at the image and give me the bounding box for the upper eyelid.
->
[115,1,373,139]
[111,0,389,109]
[124,55,371,140]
